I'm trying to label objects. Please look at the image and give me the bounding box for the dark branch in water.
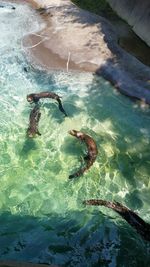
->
[84,199,150,242]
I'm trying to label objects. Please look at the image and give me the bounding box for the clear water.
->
[0,2,150,267]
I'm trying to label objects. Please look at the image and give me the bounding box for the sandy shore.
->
[23,33,97,72]
[4,0,150,103]
[22,0,102,72]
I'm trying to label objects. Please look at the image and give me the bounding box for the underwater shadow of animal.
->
[43,102,65,124]
[21,138,37,156]
[125,189,143,210]
[0,210,149,265]
[114,151,137,187]
[84,199,150,242]
[44,101,81,122]
[64,102,82,118]
[61,136,84,156]
[65,92,85,118]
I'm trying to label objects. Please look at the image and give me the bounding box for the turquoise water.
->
[0,2,150,266]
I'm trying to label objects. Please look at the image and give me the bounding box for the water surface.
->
[0,2,150,267]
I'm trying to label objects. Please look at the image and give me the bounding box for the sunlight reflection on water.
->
[0,2,150,266]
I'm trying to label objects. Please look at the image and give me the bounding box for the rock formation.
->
[107,0,150,47]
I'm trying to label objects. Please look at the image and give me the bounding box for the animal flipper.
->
[57,98,68,117]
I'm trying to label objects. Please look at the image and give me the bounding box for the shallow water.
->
[0,2,150,266]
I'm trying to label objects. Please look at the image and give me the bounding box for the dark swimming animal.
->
[27,105,41,138]
[84,199,150,242]
[27,92,67,117]
[69,130,98,179]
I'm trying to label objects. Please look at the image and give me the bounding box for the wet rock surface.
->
[107,0,150,47]
[19,0,150,103]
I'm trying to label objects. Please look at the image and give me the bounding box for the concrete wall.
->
[106,0,150,47]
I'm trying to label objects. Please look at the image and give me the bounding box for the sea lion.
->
[68,130,98,179]
[84,199,150,242]
[27,92,67,117]
[27,105,41,138]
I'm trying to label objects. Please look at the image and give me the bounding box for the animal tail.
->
[69,163,91,179]
[83,199,150,241]
[57,98,68,117]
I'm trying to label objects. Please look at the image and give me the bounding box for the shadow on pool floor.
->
[0,209,149,267]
